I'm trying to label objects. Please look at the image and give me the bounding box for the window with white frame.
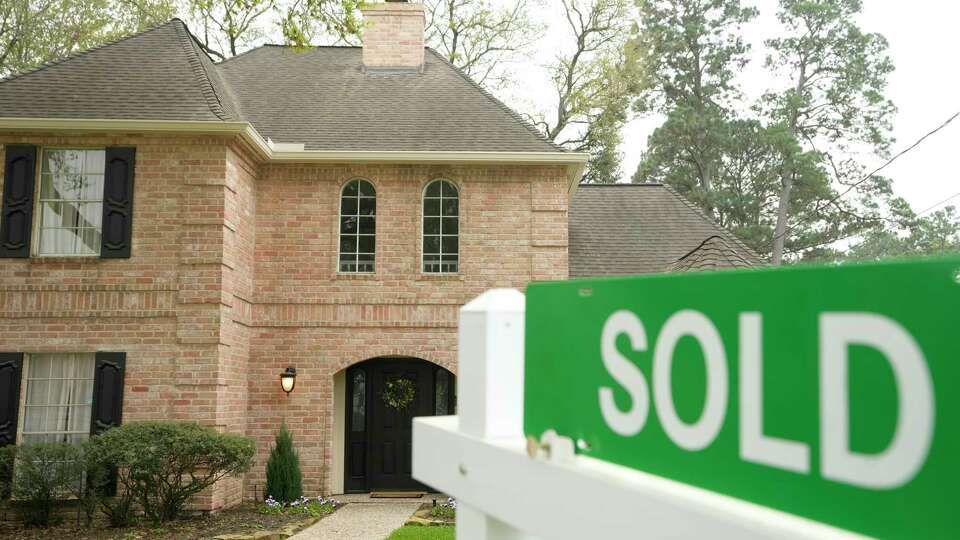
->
[36,149,105,256]
[339,179,376,273]
[19,353,96,444]
[422,180,459,273]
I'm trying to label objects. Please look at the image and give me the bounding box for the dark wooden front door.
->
[345,358,455,492]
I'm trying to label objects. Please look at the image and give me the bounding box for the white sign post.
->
[413,289,868,540]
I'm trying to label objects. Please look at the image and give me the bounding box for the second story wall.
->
[250,162,570,325]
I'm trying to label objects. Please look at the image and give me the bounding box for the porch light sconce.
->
[280,367,297,394]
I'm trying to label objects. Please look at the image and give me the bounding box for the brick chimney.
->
[361,1,426,71]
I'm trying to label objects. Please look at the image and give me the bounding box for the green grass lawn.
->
[386,525,455,539]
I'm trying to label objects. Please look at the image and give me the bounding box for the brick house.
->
[0,1,757,511]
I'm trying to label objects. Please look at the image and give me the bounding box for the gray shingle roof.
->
[569,184,763,277]
[0,20,231,121]
[0,19,559,153]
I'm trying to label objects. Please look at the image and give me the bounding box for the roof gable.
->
[0,20,230,122]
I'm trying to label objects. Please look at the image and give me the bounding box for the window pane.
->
[358,217,375,235]
[341,196,358,215]
[424,235,440,254]
[442,198,459,217]
[340,235,357,254]
[357,253,375,272]
[352,371,366,431]
[424,198,440,216]
[341,216,358,234]
[442,217,458,235]
[435,371,450,415]
[81,202,103,228]
[358,235,375,254]
[78,228,100,255]
[358,180,375,197]
[425,181,441,197]
[442,236,458,254]
[424,217,440,235]
[339,254,357,272]
[441,181,457,198]
[343,181,358,197]
[359,197,375,216]
[39,228,75,255]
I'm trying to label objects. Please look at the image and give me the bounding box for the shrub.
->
[0,445,15,500]
[265,424,303,503]
[88,421,255,523]
[10,442,87,526]
[431,497,457,519]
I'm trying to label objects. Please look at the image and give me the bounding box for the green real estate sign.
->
[524,258,959,539]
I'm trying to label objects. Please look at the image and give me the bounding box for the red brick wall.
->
[1,133,569,506]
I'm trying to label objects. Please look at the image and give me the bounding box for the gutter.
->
[0,117,588,192]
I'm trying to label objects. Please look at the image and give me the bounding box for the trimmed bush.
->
[88,421,255,523]
[10,442,87,526]
[265,423,303,503]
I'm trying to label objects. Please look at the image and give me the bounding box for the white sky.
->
[499,0,960,214]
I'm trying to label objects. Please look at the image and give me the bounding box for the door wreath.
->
[382,377,416,411]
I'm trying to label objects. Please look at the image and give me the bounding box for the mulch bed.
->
[0,502,322,539]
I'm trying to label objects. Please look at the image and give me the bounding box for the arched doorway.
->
[343,357,456,492]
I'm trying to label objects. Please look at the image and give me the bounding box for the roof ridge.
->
[579,182,665,187]
[0,18,184,84]
[425,48,565,153]
[173,20,232,121]
[217,43,363,65]
[660,183,765,264]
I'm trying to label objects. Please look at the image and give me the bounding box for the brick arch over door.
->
[330,347,457,376]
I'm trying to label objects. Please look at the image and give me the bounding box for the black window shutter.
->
[100,147,136,258]
[0,146,37,258]
[91,352,126,435]
[0,353,23,447]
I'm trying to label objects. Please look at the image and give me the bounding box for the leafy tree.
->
[632,0,756,203]
[528,0,645,183]
[265,423,303,503]
[840,205,960,261]
[425,0,542,89]
[763,0,896,264]
[0,0,175,77]
[186,0,365,59]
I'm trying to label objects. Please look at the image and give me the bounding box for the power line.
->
[775,109,960,244]
[916,191,960,216]
[825,110,959,208]
[786,190,960,256]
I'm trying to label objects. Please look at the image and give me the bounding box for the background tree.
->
[764,0,897,264]
[527,0,645,183]
[425,0,541,89]
[0,0,175,77]
[632,0,756,208]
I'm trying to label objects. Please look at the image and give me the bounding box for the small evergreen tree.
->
[265,423,303,503]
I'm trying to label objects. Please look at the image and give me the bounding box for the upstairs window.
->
[422,180,459,273]
[37,149,105,256]
[339,179,376,273]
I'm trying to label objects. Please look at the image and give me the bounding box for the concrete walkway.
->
[289,495,432,540]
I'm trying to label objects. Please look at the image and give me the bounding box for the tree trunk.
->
[771,171,793,265]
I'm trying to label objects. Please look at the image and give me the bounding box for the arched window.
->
[422,180,459,273]
[339,179,376,273]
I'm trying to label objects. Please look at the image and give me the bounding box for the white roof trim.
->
[0,117,588,191]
